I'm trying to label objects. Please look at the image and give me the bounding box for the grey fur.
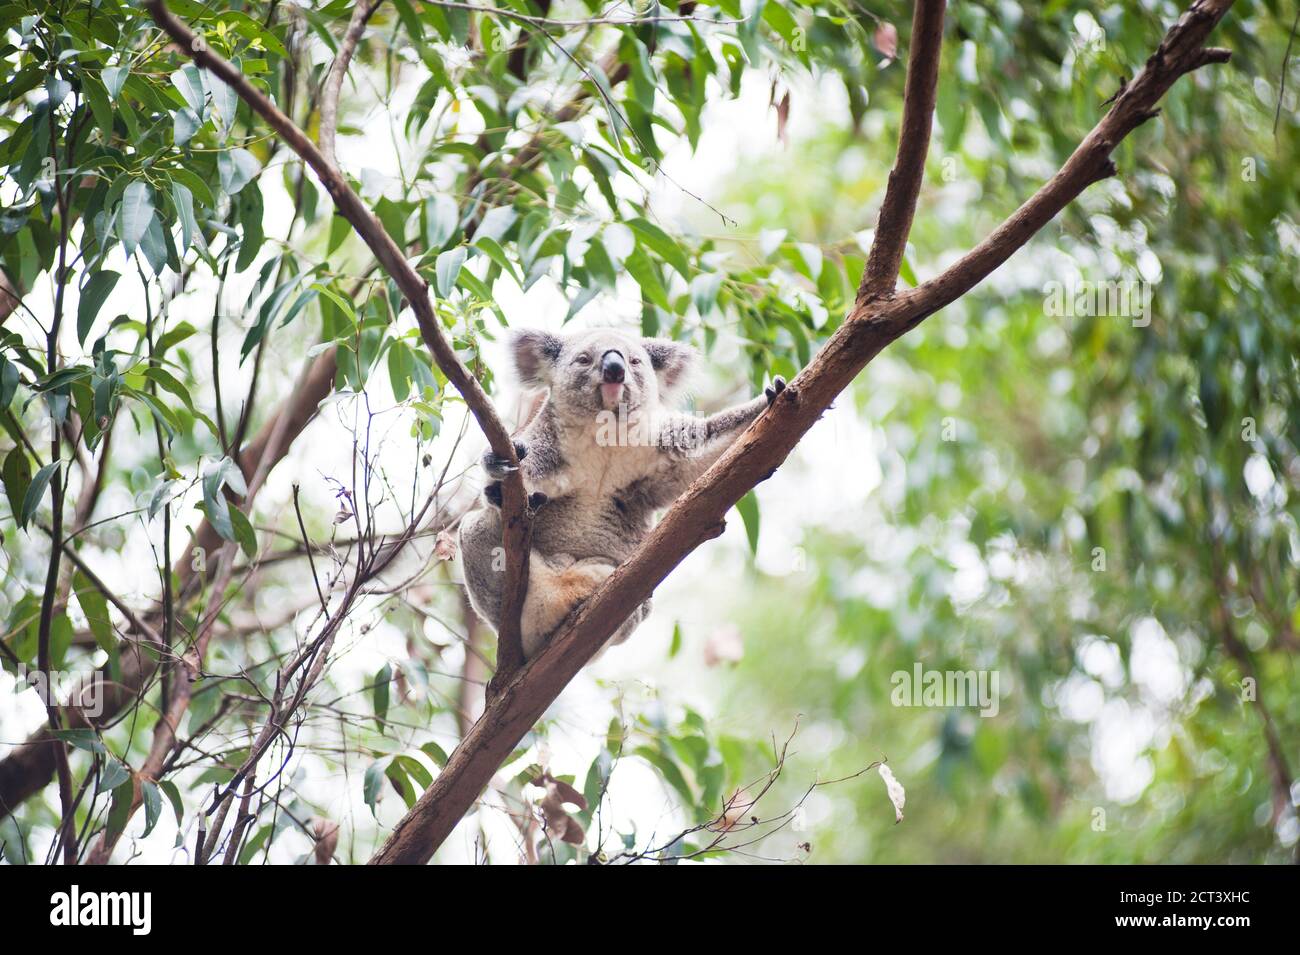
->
[459,327,781,660]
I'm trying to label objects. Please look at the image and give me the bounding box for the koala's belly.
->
[530,493,651,565]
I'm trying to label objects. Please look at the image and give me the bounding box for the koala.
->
[458,327,785,660]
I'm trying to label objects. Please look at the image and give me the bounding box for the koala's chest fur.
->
[561,422,668,499]
[530,420,677,563]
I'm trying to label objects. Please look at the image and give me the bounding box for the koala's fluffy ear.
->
[642,338,696,397]
[510,329,563,388]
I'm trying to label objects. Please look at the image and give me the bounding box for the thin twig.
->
[293,483,330,620]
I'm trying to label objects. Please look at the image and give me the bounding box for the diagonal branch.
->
[858,0,946,302]
[47,533,163,649]
[142,1,515,465]
[143,0,535,676]
[370,0,1237,865]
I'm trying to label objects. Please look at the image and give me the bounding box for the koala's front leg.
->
[704,376,786,440]
[654,377,786,499]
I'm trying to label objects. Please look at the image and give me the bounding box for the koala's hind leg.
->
[562,562,654,644]
[521,555,617,659]
[607,598,652,647]
[458,505,506,631]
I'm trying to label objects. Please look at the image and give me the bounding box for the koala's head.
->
[509,328,695,417]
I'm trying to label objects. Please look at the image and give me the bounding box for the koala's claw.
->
[482,440,528,480]
[765,376,787,407]
[482,453,516,479]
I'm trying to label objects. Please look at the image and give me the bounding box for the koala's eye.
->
[574,354,592,365]
[630,357,642,366]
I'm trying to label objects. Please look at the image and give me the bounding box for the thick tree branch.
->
[859,0,946,302]
[370,0,1236,865]
[143,0,535,687]
[891,5,1233,328]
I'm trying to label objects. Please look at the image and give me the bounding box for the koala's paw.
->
[485,485,546,510]
[765,376,787,407]
[481,440,528,480]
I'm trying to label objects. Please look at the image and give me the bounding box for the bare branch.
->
[858,0,946,302]
[891,0,1236,329]
[319,0,384,167]
[84,535,243,864]
[293,483,330,620]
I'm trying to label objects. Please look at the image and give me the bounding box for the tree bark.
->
[859,0,946,302]
[318,0,385,167]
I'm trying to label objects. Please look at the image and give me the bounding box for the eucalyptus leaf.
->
[204,70,238,136]
[217,147,260,196]
[102,65,128,100]
[76,270,120,345]
[172,107,201,146]
[20,461,57,530]
[171,181,199,251]
[171,65,207,114]
[117,181,154,257]
[435,246,466,297]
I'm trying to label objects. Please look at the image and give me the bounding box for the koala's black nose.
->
[601,350,626,384]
